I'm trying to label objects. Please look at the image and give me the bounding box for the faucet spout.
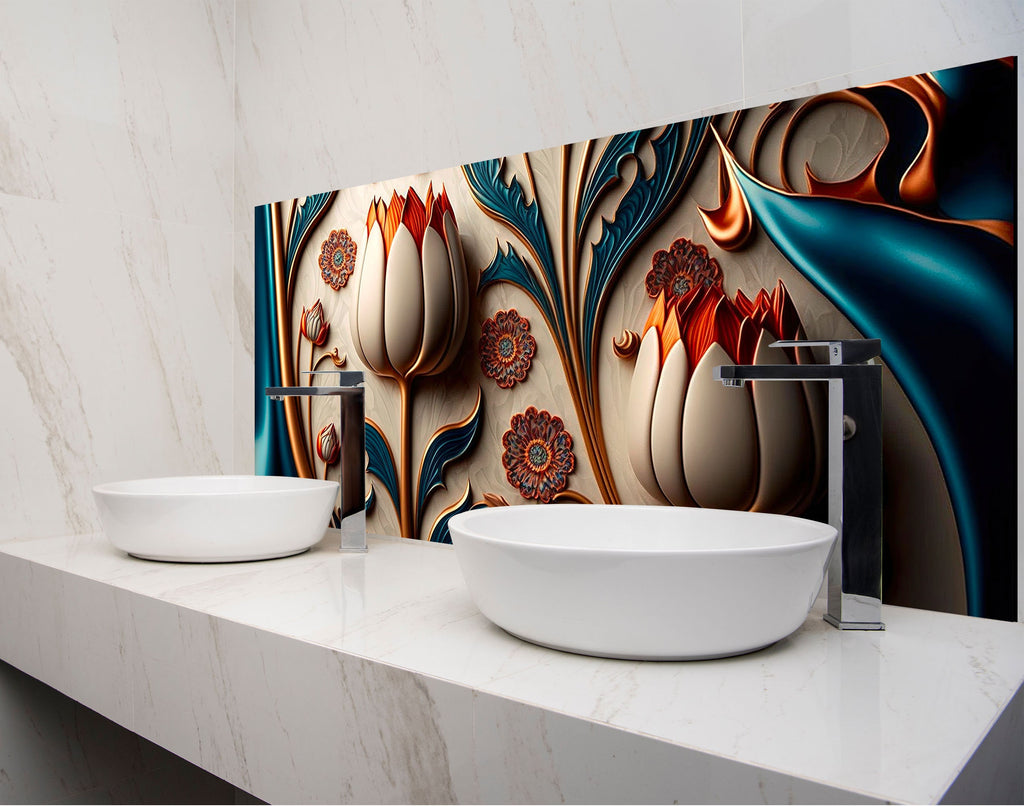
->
[265,371,367,553]
[715,339,884,630]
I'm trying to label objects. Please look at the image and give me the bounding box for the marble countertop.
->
[1,532,1022,804]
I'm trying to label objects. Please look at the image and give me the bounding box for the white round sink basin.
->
[93,475,338,562]
[448,504,837,661]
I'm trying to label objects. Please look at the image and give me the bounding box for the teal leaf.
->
[479,242,557,327]
[427,485,474,544]
[286,192,336,281]
[576,130,644,242]
[463,160,566,342]
[365,420,398,514]
[417,392,482,519]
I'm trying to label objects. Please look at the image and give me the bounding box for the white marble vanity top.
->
[0,532,1021,804]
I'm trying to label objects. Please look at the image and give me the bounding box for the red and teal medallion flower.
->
[645,237,722,300]
[318,228,357,290]
[501,406,575,503]
[479,308,536,389]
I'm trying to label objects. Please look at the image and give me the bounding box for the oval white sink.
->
[93,475,338,562]
[448,504,837,660]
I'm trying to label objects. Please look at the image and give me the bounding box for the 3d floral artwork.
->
[256,57,1015,621]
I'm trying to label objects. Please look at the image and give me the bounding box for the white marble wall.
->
[0,0,235,542]
[233,0,1024,619]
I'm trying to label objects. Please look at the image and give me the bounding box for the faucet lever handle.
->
[300,370,365,386]
[770,339,880,365]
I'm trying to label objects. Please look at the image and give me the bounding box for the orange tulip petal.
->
[383,190,405,257]
[736,317,760,367]
[773,280,802,341]
[423,182,435,219]
[402,187,427,248]
[675,283,705,322]
[660,303,683,365]
[681,286,721,365]
[733,288,755,319]
[436,186,454,220]
[711,296,744,364]
[427,194,445,236]
[642,290,669,338]
[366,197,378,234]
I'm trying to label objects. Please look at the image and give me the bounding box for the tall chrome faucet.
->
[713,339,884,630]
[265,370,367,552]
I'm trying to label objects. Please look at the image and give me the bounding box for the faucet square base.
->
[824,614,886,630]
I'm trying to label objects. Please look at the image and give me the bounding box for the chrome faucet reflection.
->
[266,370,367,552]
[713,339,884,630]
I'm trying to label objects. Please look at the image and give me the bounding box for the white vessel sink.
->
[93,475,338,562]
[448,504,837,660]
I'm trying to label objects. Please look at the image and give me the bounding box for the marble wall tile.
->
[741,0,1023,104]
[0,193,233,539]
[845,0,1022,74]
[0,0,234,229]
[234,227,256,473]
[233,0,744,212]
[1,0,236,541]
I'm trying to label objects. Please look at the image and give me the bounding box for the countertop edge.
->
[1,534,1022,804]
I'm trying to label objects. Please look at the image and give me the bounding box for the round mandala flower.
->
[480,309,537,389]
[645,237,722,300]
[318,228,357,290]
[501,407,575,503]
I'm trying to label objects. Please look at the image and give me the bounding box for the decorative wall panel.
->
[256,57,1016,621]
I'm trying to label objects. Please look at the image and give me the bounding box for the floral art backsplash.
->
[256,57,1016,621]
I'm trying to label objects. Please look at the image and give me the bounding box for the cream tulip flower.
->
[627,280,825,515]
[351,185,469,381]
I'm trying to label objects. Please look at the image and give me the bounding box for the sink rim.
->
[93,474,338,497]
[449,503,837,556]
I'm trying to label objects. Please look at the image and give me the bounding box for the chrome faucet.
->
[713,339,884,630]
[265,370,367,552]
